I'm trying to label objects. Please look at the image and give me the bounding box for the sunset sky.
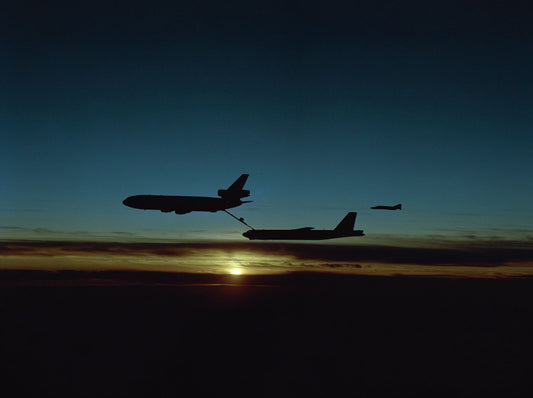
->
[2,1,532,276]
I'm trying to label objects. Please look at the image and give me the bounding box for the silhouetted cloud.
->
[32,228,58,234]
[319,263,363,269]
[2,240,533,272]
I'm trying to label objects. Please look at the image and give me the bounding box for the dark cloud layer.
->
[2,239,532,268]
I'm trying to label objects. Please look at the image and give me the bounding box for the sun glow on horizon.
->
[2,241,533,278]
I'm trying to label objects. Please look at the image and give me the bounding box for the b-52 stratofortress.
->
[371,204,402,210]
[242,212,364,240]
[123,174,251,214]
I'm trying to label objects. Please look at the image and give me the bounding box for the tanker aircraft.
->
[123,174,251,214]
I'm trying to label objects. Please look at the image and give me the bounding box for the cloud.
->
[32,228,58,234]
[316,263,363,269]
[1,239,533,270]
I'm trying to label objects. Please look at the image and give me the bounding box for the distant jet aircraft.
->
[242,212,364,240]
[123,174,251,214]
[371,204,402,210]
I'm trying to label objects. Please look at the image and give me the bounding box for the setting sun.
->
[230,268,242,275]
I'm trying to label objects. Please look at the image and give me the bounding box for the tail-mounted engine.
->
[217,189,250,199]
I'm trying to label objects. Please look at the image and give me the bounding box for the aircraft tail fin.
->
[218,174,250,199]
[395,204,402,210]
[334,212,357,232]
[228,174,248,191]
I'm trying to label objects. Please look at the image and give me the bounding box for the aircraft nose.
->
[123,197,132,207]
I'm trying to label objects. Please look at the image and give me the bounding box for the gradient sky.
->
[2,1,532,275]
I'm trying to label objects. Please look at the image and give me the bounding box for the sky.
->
[2,1,532,276]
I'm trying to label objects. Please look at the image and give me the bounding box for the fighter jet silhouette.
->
[371,204,402,210]
[123,174,251,214]
[242,212,364,240]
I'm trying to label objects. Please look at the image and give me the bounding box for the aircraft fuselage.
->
[242,228,364,240]
[123,195,244,214]
[371,204,402,210]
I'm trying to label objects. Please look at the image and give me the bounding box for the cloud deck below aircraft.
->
[1,240,533,277]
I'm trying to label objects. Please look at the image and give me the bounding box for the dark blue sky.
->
[2,1,532,244]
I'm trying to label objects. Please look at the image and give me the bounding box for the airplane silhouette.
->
[123,174,251,214]
[242,212,364,240]
[371,204,402,210]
